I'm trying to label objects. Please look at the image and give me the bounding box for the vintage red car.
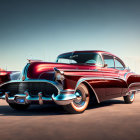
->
[0,50,140,113]
[0,70,20,85]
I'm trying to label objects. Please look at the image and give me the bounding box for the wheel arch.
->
[76,80,100,103]
[126,74,140,92]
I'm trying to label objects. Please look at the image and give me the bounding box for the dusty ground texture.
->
[0,94,140,140]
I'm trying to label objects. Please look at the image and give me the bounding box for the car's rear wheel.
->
[63,83,90,114]
[123,91,135,104]
[9,103,30,111]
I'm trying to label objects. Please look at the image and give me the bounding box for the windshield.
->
[56,52,103,66]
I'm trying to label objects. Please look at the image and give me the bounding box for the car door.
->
[101,54,123,99]
[114,57,128,95]
[75,53,106,102]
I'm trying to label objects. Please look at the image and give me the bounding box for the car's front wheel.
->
[123,91,135,104]
[63,83,90,114]
[9,103,30,111]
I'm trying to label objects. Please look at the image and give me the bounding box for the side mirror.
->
[125,67,131,71]
[104,64,108,68]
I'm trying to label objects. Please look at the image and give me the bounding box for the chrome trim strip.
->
[63,69,100,72]
[65,76,126,81]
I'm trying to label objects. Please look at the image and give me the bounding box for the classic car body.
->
[0,71,20,85]
[0,50,140,113]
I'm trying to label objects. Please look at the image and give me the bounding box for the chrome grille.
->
[0,82,58,97]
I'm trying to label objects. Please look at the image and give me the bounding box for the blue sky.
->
[0,0,140,73]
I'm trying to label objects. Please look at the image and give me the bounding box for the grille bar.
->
[0,82,58,97]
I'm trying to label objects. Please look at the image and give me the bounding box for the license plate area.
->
[15,97,25,104]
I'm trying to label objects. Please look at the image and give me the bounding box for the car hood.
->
[27,62,97,80]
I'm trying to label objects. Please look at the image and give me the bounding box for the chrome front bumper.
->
[0,80,76,105]
[52,90,76,105]
[0,90,76,106]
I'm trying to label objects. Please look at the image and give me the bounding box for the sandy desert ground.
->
[0,94,140,140]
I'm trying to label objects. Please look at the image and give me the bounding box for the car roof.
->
[57,50,125,67]
[58,50,117,57]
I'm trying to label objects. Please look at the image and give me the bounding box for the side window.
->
[103,55,115,68]
[115,59,125,70]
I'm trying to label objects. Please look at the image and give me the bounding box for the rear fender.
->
[127,74,140,92]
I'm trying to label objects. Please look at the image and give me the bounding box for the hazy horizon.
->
[0,0,140,73]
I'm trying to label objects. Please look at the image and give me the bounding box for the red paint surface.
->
[0,71,11,84]
[25,51,140,102]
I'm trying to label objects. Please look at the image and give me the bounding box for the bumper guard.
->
[1,90,76,105]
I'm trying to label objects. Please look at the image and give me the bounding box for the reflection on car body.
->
[0,50,140,114]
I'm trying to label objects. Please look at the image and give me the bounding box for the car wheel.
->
[63,83,90,114]
[123,91,135,104]
[9,103,30,111]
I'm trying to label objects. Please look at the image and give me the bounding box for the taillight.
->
[0,72,7,76]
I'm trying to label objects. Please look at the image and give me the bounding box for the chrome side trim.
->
[75,76,128,85]
[63,69,100,72]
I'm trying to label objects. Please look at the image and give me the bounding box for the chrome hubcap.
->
[75,92,82,102]
[130,92,135,100]
[73,90,85,107]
